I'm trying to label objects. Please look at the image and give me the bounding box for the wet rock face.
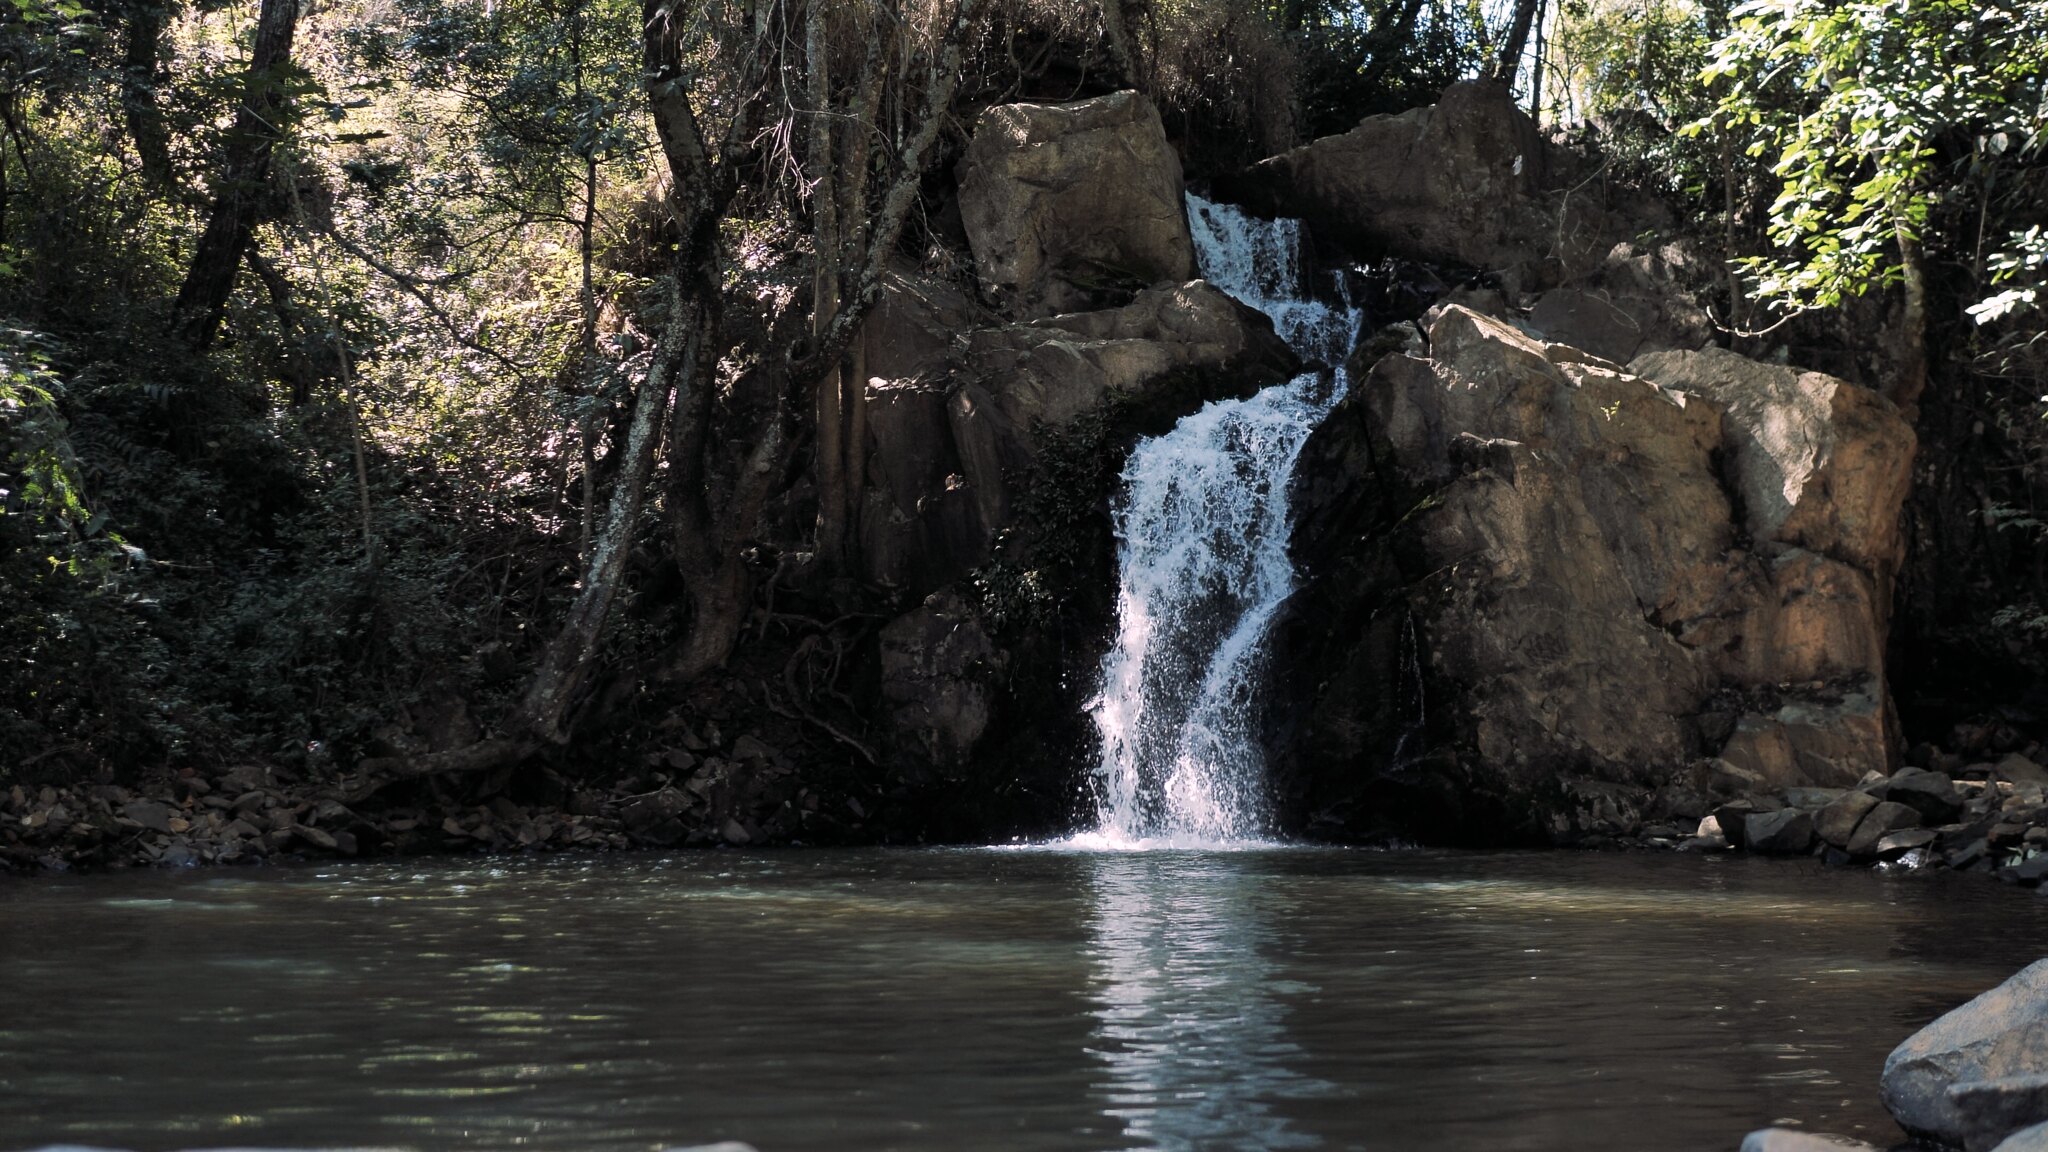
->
[957,91,1196,318]
[1272,303,1914,841]
[1882,959,2048,1150]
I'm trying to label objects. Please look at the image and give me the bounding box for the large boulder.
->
[1527,243,1716,364]
[1223,81,1549,280]
[1882,959,2048,1150]
[957,91,1196,318]
[1631,347,1916,574]
[1995,1121,2048,1152]
[1269,303,1913,840]
[857,278,1296,595]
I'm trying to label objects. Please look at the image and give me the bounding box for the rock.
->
[1876,827,1938,856]
[1714,801,1760,849]
[216,764,273,793]
[957,91,1195,318]
[1816,791,1881,848]
[1882,959,2048,1148]
[720,818,751,846]
[861,278,1295,595]
[730,735,778,764]
[1784,787,1846,810]
[618,788,690,846]
[1630,346,1916,574]
[1846,801,1922,857]
[1949,1076,2048,1151]
[1888,767,1965,824]
[293,824,337,851]
[1952,838,1993,870]
[1738,1129,1882,1152]
[1744,808,1815,855]
[1998,755,2048,788]
[1222,81,1552,279]
[1716,682,1891,789]
[879,590,1006,775]
[1528,287,1646,365]
[120,801,173,834]
[1272,298,1911,839]
[1994,1120,2048,1152]
[2001,854,2048,886]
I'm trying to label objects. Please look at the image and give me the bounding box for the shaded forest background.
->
[0,0,2043,806]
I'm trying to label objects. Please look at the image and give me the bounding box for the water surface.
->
[4,848,2045,1151]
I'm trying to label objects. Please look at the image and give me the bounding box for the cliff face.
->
[1233,82,1916,843]
[854,91,1301,836]
[1272,307,1912,842]
[872,80,1917,844]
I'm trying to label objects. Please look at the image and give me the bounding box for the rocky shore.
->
[1624,747,2048,889]
[0,720,852,872]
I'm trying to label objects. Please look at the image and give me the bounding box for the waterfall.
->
[1084,195,1363,849]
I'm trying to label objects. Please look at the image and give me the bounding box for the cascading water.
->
[1085,195,1363,848]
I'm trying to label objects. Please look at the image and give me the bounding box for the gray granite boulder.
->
[1882,959,2048,1148]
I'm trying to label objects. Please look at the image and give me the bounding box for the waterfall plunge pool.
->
[7,848,2048,1151]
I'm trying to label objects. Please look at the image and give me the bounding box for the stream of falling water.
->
[1082,195,1363,849]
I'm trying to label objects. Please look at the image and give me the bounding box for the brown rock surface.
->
[1275,303,1913,839]
[958,91,1195,318]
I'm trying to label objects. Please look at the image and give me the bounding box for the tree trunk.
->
[1360,0,1428,93]
[172,0,300,349]
[514,292,691,744]
[1492,0,1542,85]
[120,0,175,193]
[1891,220,1929,420]
[664,0,987,683]
[807,0,848,570]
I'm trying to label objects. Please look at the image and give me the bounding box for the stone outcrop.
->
[1224,81,1550,280]
[1271,303,1914,841]
[866,92,1301,814]
[1882,959,2048,1150]
[857,277,1297,594]
[957,90,1196,318]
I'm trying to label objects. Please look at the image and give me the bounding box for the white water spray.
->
[1083,196,1363,849]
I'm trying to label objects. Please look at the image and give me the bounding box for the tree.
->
[172,0,304,349]
[1696,0,2048,416]
[354,0,990,786]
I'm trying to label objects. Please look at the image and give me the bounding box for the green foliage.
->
[1694,0,2048,319]
[1292,0,1492,138]
[1551,1,1723,199]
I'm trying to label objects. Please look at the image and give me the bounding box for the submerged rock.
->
[1881,959,2048,1149]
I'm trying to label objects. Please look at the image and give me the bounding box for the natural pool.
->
[4,848,2046,1152]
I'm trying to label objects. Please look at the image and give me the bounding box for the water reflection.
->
[1082,852,1330,1150]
